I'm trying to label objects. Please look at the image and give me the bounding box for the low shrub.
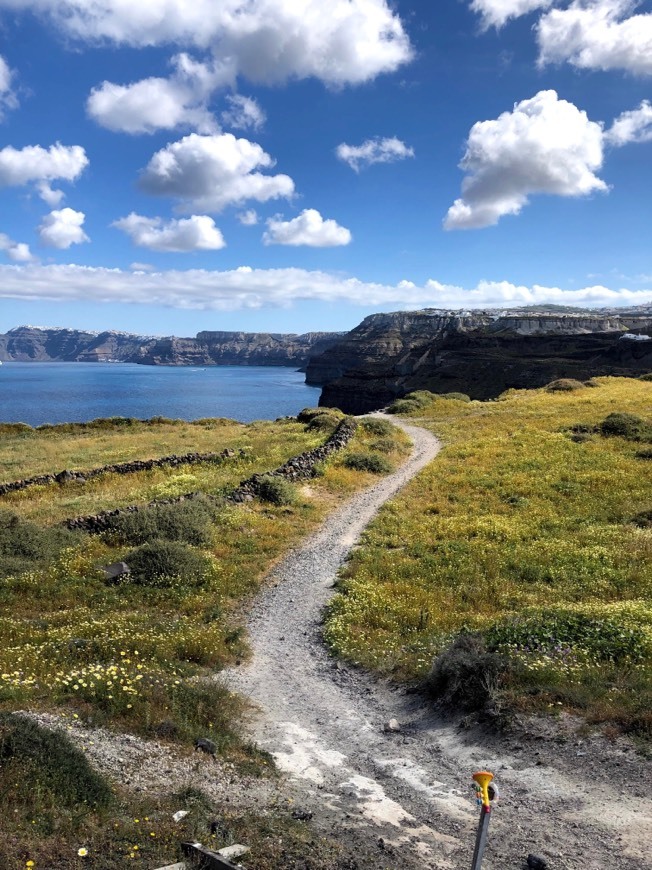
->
[307,411,342,432]
[404,390,437,405]
[256,474,297,506]
[104,496,215,547]
[631,508,652,529]
[297,406,342,424]
[440,392,471,402]
[569,432,593,443]
[0,510,77,578]
[343,452,392,474]
[370,437,398,453]
[361,417,395,437]
[584,377,602,388]
[545,379,586,392]
[0,422,33,435]
[0,713,112,810]
[387,398,423,415]
[425,633,507,712]
[639,373,652,382]
[636,448,652,460]
[124,540,212,587]
[600,412,652,441]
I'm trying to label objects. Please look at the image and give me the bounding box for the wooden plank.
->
[181,842,242,870]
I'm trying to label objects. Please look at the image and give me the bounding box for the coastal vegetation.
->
[325,377,652,736]
[0,411,409,868]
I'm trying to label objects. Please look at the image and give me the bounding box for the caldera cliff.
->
[307,309,652,413]
[0,327,343,368]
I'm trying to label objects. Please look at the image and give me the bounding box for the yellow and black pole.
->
[471,771,497,870]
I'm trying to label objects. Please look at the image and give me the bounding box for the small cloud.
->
[336,136,414,172]
[38,207,89,249]
[0,55,19,120]
[139,133,294,213]
[113,213,226,252]
[538,0,652,76]
[0,232,33,261]
[237,209,259,226]
[221,94,265,131]
[263,208,351,247]
[37,181,65,207]
[0,144,88,198]
[87,54,228,135]
[130,262,156,272]
[470,0,553,29]
[604,100,652,147]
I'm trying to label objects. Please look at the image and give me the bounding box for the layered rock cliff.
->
[133,331,342,367]
[0,326,150,362]
[0,327,342,367]
[308,309,652,413]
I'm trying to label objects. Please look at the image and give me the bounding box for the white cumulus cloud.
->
[538,0,652,76]
[0,0,412,87]
[113,213,226,252]
[38,207,89,249]
[0,233,33,262]
[87,54,228,134]
[0,54,18,119]
[336,136,414,172]
[139,133,294,213]
[605,100,652,146]
[470,0,554,28]
[0,143,88,200]
[221,94,265,131]
[445,90,607,230]
[263,209,352,247]
[0,262,649,312]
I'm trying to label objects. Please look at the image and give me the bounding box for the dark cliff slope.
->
[307,309,652,413]
[0,327,343,367]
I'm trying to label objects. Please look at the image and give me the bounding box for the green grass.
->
[0,417,323,525]
[0,414,408,744]
[0,412,410,867]
[324,377,652,736]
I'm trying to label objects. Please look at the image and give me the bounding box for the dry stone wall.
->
[64,418,357,533]
[0,450,241,498]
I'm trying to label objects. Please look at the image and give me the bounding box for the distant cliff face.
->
[308,310,652,413]
[134,331,342,367]
[0,326,150,362]
[0,326,343,368]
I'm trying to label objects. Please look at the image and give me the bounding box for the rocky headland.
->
[306,308,652,413]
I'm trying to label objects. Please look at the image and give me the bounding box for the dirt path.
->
[227,418,652,870]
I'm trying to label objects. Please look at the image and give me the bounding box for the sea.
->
[0,362,323,427]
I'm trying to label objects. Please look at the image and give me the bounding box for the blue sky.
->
[0,0,650,336]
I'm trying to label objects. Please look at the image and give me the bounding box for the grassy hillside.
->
[0,412,409,868]
[325,378,652,736]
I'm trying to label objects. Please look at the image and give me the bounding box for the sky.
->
[0,0,651,337]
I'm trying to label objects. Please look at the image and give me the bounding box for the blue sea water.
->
[0,362,322,426]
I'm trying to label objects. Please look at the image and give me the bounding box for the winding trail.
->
[227,418,651,870]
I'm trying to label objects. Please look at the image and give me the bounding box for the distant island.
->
[2,303,652,412]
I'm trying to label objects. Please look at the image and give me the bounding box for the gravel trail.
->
[227,417,651,870]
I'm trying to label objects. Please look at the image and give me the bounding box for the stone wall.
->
[0,450,241,497]
[64,418,358,533]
